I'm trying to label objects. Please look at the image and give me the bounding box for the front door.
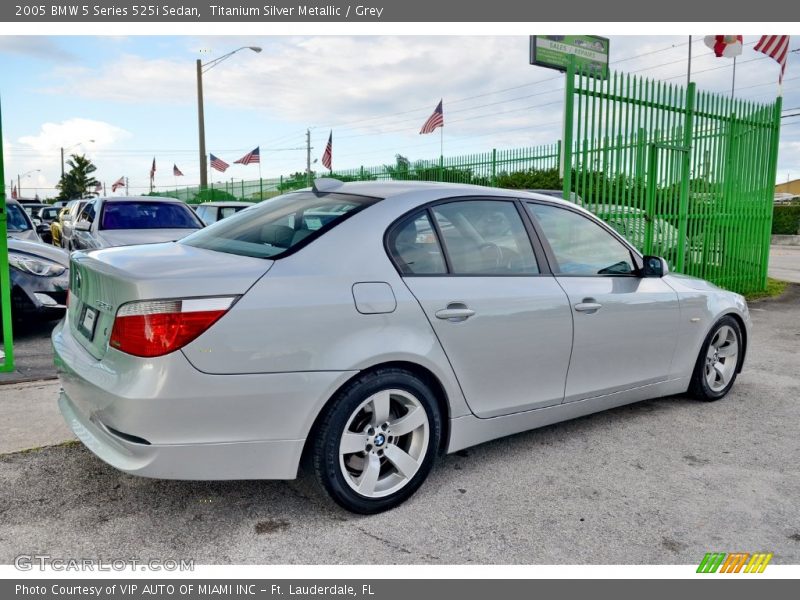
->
[526,202,680,403]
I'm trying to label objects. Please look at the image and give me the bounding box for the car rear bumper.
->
[52,318,356,480]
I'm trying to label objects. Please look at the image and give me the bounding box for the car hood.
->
[7,237,69,266]
[7,229,40,243]
[95,228,201,248]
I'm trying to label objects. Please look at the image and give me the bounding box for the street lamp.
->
[61,140,95,177]
[196,46,262,189]
[17,169,40,199]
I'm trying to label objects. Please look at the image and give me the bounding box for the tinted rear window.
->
[181,191,379,259]
[100,202,202,230]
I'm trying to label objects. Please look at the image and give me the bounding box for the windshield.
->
[181,191,379,259]
[7,204,32,231]
[100,201,202,230]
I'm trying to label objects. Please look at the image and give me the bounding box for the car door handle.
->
[574,301,602,313]
[435,306,475,321]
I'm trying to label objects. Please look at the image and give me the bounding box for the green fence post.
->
[676,81,696,273]
[0,98,15,372]
[259,177,263,201]
[562,56,576,199]
[491,149,497,187]
[761,96,783,289]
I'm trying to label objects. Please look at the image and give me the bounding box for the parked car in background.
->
[6,238,69,323]
[69,196,205,251]
[194,201,255,226]
[50,206,70,248]
[22,203,47,222]
[54,180,750,514]
[58,199,90,250]
[34,206,60,244]
[51,200,71,209]
[5,199,41,242]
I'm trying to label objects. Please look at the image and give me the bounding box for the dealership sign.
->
[530,35,610,79]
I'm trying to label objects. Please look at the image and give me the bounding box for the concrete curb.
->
[0,379,75,455]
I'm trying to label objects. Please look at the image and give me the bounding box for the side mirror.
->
[642,255,669,278]
[75,220,92,232]
[36,224,50,234]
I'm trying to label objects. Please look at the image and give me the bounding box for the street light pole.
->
[197,58,208,190]
[196,46,261,190]
[60,140,94,178]
[17,169,40,199]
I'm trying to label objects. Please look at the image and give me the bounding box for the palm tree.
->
[56,154,99,201]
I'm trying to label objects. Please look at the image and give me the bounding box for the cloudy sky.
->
[1,35,798,198]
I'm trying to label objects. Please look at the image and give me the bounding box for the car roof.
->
[100,196,187,204]
[197,201,255,207]
[300,180,577,208]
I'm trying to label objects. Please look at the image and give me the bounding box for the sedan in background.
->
[58,199,90,250]
[194,201,255,226]
[6,238,69,322]
[34,206,60,244]
[69,197,205,251]
[54,180,750,514]
[5,199,41,242]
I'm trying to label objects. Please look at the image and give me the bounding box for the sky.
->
[0,34,798,199]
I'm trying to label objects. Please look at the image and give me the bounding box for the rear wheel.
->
[311,368,441,514]
[689,316,743,401]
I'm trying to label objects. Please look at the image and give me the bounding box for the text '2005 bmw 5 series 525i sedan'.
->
[53,179,751,513]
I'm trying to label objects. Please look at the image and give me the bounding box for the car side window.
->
[220,207,238,220]
[78,201,97,224]
[527,203,636,276]
[387,211,447,275]
[431,200,539,275]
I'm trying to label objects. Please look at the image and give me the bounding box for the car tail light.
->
[109,297,238,358]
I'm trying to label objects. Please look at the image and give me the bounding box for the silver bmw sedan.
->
[53,180,751,513]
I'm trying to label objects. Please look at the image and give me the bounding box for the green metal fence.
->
[563,63,782,294]
[0,98,15,372]
[163,143,562,202]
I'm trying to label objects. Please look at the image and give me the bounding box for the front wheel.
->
[689,316,743,401]
[311,368,442,514]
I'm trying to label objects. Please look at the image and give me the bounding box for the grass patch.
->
[745,278,789,302]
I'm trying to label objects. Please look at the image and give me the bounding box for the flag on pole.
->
[94,182,103,193]
[754,35,790,84]
[321,132,333,171]
[111,176,126,192]
[234,147,260,165]
[704,35,743,58]
[10,185,17,199]
[210,154,230,173]
[173,164,184,176]
[420,100,444,134]
[150,157,156,181]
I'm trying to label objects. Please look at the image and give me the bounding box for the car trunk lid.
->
[68,242,273,360]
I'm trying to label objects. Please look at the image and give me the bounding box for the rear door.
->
[525,202,681,403]
[389,198,573,418]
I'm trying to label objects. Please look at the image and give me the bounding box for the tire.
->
[311,368,442,514]
[689,315,743,401]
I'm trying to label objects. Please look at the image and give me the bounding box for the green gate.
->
[0,98,15,371]
[562,62,782,294]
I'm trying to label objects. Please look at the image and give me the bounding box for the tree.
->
[56,154,99,201]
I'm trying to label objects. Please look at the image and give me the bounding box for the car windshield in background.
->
[181,192,379,259]
[7,204,32,231]
[100,202,201,230]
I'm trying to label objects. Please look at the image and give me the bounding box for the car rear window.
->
[100,202,202,230]
[181,191,379,259]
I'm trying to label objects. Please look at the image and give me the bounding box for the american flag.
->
[420,100,444,135]
[234,147,260,165]
[150,157,156,181]
[173,164,184,176]
[321,132,333,170]
[754,35,790,84]
[111,176,125,192]
[210,154,230,173]
[10,185,17,199]
[95,182,103,193]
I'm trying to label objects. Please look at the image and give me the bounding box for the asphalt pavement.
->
[0,285,798,565]
[768,244,800,283]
